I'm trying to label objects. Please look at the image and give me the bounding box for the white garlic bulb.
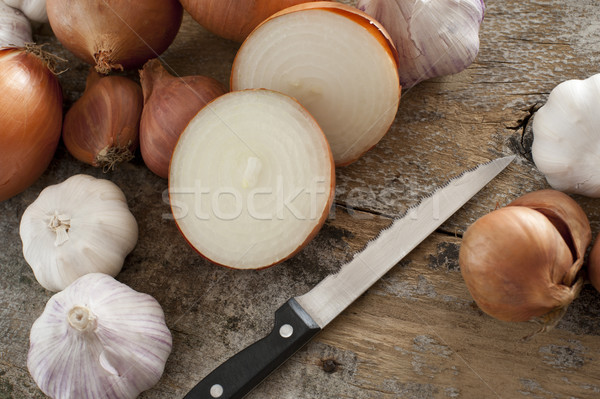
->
[20,174,138,292]
[3,0,47,23]
[0,1,32,47]
[532,73,600,197]
[357,0,485,88]
[28,273,172,399]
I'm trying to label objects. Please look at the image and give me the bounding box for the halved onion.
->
[231,1,401,166]
[169,89,335,269]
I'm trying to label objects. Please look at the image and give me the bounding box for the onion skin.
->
[508,189,591,285]
[589,238,600,292]
[0,47,62,202]
[62,69,142,170]
[139,59,227,179]
[46,0,183,74]
[459,190,591,323]
[179,0,322,43]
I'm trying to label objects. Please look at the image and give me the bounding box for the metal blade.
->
[295,155,515,328]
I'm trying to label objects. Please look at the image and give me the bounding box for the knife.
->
[184,155,515,399]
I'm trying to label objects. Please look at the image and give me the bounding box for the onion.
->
[231,1,401,166]
[0,46,62,202]
[46,0,183,74]
[587,236,600,293]
[169,89,335,269]
[62,69,142,171]
[139,59,227,179]
[459,190,591,325]
[179,0,320,42]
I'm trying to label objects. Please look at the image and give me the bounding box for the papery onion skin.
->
[46,0,183,74]
[459,206,577,322]
[179,0,321,43]
[459,190,591,323]
[63,69,142,170]
[139,59,227,178]
[0,47,62,202]
[508,189,591,285]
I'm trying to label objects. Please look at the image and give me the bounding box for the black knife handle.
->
[184,298,321,399]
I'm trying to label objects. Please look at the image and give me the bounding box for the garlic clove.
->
[63,69,143,171]
[532,73,600,197]
[358,0,485,88]
[28,273,172,399]
[3,0,47,23]
[19,174,138,292]
[0,2,32,47]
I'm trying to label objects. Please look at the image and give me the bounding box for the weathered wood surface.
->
[2,0,600,398]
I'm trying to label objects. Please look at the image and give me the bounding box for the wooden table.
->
[2,1,600,398]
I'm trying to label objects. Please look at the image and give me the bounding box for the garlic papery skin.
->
[357,0,485,88]
[19,174,138,292]
[28,273,172,399]
[3,0,47,23]
[532,73,600,197]
[0,1,32,46]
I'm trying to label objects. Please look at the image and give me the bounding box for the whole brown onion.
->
[179,0,320,42]
[459,190,591,324]
[46,0,183,74]
[62,69,143,171]
[0,47,63,202]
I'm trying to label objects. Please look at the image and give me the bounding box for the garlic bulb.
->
[532,73,600,197]
[20,174,138,292]
[3,0,47,23]
[459,190,591,324]
[28,273,172,399]
[0,1,32,47]
[357,0,485,88]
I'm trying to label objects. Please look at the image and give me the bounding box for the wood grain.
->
[1,1,600,398]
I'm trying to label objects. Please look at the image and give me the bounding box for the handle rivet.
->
[210,384,224,398]
[279,324,294,338]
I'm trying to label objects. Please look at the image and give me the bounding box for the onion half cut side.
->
[169,89,335,270]
[231,1,401,166]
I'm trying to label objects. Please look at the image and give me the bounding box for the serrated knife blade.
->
[184,155,515,399]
